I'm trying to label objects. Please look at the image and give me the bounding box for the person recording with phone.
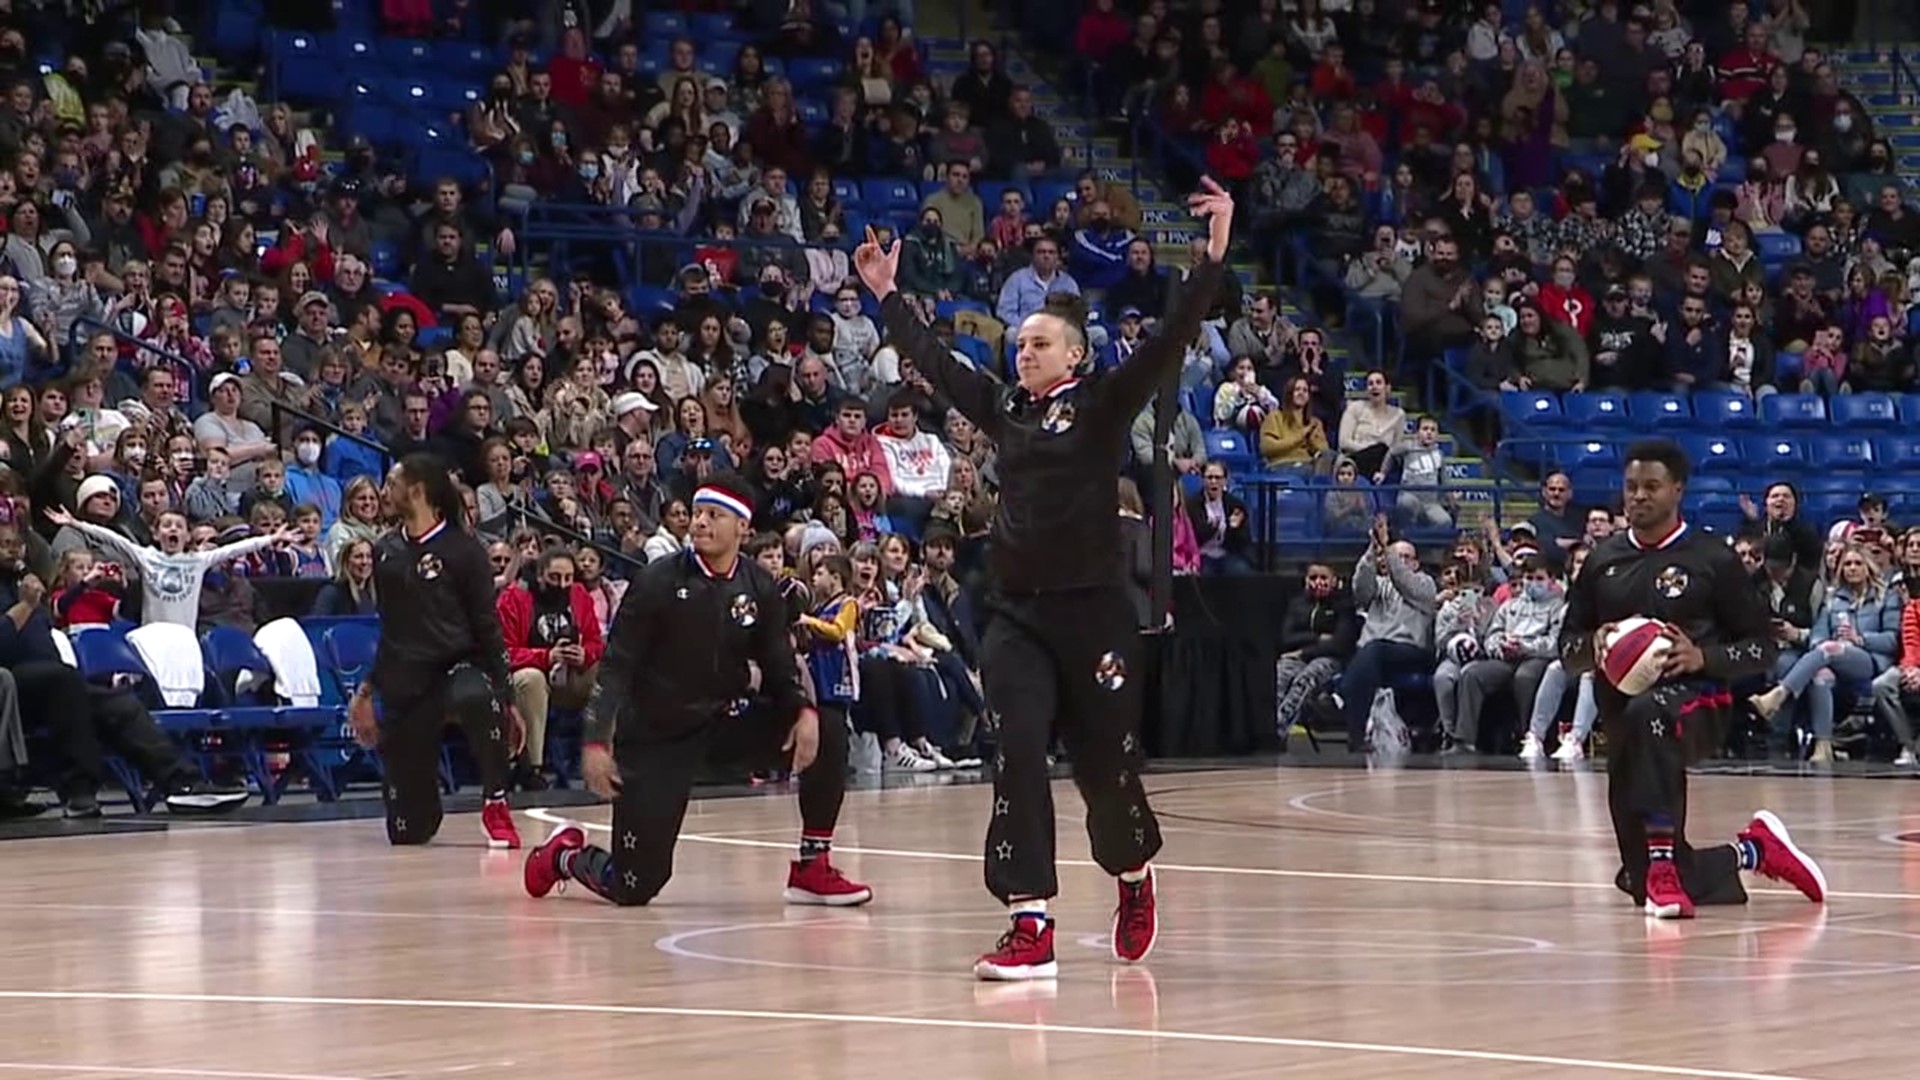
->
[496,545,605,791]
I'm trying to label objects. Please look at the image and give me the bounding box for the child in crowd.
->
[184,445,240,523]
[1386,416,1453,530]
[286,503,329,578]
[41,506,296,628]
[51,548,124,627]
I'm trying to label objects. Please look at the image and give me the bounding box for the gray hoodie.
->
[1482,583,1567,660]
[1354,544,1437,650]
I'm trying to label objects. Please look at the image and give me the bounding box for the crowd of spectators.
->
[1272,467,1920,766]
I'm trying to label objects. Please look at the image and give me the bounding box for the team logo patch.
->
[1654,565,1690,599]
[1094,651,1127,691]
[1041,398,1077,435]
[416,552,444,580]
[730,593,759,627]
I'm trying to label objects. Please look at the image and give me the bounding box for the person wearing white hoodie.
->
[43,503,298,629]
[875,390,951,519]
[1449,554,1566,755]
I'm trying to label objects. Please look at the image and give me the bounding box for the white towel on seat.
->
[127,623,206,708]
[254,618,323,707]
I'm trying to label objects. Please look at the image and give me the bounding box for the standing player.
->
[522,475,871,908]
[349,453,525,849]
[854,179,1233,980]
[1560,439,1826,918]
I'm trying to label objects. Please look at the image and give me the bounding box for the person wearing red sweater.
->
[1199,60,1274,138]
[1073,0,1131,61]
[1205,118,1261,184]
[546,27,603,111]
[1871,597,1920,764]
[810,399,896,495]
[1538,255,1596,337]
[497,546,607,789]
[1715,23,1779,102]
[50,549,124,628]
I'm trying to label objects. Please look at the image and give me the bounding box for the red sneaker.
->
[975,916,1057,981]
[1111,868,1158,963]
[1644,858,1695,919]
[783,856,874,906]
[523,821,586,898]
[1741,809,1827,903]
[481,798,521,850]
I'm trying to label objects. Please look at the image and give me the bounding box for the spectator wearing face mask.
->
[284,424,343,528]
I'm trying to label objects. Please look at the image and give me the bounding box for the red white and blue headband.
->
[693,485,753,521]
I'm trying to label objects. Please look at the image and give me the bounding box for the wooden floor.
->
[3,763,1918,1079]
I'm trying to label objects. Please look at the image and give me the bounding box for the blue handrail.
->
[67,316,205,406]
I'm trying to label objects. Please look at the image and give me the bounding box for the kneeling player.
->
[1560,439,1826,918]
[525,475,871,907]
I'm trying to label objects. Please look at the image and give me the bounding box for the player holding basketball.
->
[854,178,1234,980]
[522,473,872,908]
[1560,439,1826,918]
[349,453,525,849]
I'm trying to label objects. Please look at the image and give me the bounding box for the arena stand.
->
[3,1,1920,819]
[1029,0,1920,760]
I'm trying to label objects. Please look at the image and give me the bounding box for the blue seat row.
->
[65,619,391,807]
[1501,389,1920,432]
[1532,432,1920,479]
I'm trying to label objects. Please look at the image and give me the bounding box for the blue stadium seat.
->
[1900,394,1920,426]
[1677,435,1743,473]
[1754,231,1803,264]
[1802,491,1855,531]
[380,38,434,68]
[689,11,735,37]
[1742,434,1806,473]
[831,177,859,203]
[435,40,495,73]
[1562,391,1630,429]
[1691,389,1759,429]
[1829,391,1900,428]
[1807,433,1875,472]
[1499,389,1560,427]
[785,57,843,90]
[642,10,688,35]
[861,178,917,211]
[976,181,1031,210]
[1759,392,1827,428]
[1557,439,1619,472]
[1629,390,1691,429]
[1873,433,1920,474]
[1205,429,1256,473]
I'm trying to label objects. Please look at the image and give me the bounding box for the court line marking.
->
[523,808,1920,903]
[0,1064,378,1080]
[0,989,1821,1080]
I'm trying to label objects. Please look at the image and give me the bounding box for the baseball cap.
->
[611,391,657,417]
[298,290,331,310]
[209,372,242,393]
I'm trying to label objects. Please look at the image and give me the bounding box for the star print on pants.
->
[623,870,639,890]
[393,817,407,833]
[1116,769,1131,788]
[994,797,1009,816]
[1121,733,1138,755]
[1650,718,1665,738]
[1133,828,1145,846]
[490,726,502,741]
[622,831,637,849]
[995,840,1014,860]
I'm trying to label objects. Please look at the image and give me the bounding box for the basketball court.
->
[1,762,1914,1079]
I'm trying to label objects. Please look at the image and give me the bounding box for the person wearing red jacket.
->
[1199,60,1274,138]
[497,546,606,789]
[1715,23,1778,102]
[1538,255,1596,337]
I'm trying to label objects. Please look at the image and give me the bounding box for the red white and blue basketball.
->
[1602,617,1673,696]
